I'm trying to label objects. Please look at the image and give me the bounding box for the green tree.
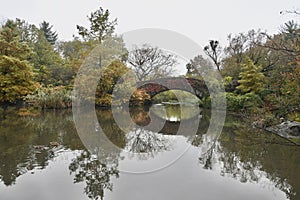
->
[76,7,117,43]
[76,7,119,69]
[57,38,94,72]
[15,18,39,45]
[186,55,214,78]
[96,60,130,105]
[31,32,72,85]
[222,30,268,80]
[264,22,300,117]
[39,21,58,45]
[237,57,265,94]
[71,35,128,106]
[0,20,36,103]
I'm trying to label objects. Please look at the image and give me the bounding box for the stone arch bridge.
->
[136,77,208,99]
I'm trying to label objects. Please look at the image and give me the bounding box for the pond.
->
[0,104,299,200]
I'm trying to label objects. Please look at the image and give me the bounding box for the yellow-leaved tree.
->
[0,20,36,103]
[237,56,265,94]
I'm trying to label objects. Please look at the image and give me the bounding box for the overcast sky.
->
[1,0,300,47]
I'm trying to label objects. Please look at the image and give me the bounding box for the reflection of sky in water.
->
[0,110,297,200]
[168,116,180,122]
[151,103,200,122]
[0,150,88,200]
[0,142,287,200]
[111,142,288,200]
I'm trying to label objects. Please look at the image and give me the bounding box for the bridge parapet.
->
[136,77,208,99]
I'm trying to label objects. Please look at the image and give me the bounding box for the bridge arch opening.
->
[131,77,209,105]
[152,90,201,105]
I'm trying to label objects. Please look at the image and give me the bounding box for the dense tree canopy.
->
[95,60,130,105]
[0,20,36,103]
[0,7,298,119]
[31,31,64,85]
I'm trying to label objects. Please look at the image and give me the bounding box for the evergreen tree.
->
[31,32,69,85]
[0,20,36,103]
[237,57,265,94]
[39,21,58,45]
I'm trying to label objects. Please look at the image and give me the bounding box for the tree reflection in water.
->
[69,150,119,200]
[125,128,174,160]
[193,118,300,200]
[1,108,300,200]
[0,109,76,186]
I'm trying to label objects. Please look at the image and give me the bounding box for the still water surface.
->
[0,105,299,200]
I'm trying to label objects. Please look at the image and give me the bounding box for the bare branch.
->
[127,44,177,81]
[204,40,222,71]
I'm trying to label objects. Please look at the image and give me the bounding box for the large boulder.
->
[266,121,300,138]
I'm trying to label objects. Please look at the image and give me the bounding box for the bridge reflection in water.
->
[130,103,208,136]
[0,108,299,200]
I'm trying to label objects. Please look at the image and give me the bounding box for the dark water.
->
[0,105,299,200]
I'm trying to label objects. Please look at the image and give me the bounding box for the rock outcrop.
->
[266,121,300,138]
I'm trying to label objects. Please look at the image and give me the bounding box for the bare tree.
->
[204,40,222,71]
[280,9,300,16]
[127,44,177,81]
